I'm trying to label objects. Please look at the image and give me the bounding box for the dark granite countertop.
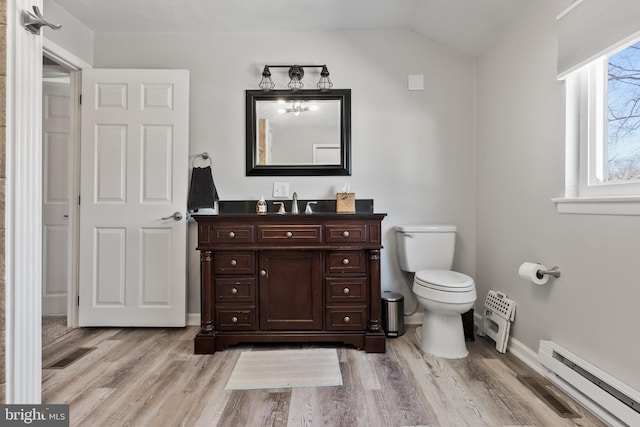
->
[198,199,382,216]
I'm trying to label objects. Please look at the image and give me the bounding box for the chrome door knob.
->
[162,211,183,221]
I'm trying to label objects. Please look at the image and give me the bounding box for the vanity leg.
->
[194,335,217,354]
[366,249,386,353]
[195,250,217,354]
[200,250,215,333]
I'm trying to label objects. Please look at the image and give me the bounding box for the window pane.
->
[607,41,640,182]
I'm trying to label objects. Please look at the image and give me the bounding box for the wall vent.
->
[538,340,640,426]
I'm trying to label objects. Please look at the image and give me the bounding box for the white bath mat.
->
[225,348,343,390]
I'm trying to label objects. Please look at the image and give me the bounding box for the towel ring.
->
[192,152,212,167]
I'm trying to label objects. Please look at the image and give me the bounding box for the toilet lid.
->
[415,269,475,292]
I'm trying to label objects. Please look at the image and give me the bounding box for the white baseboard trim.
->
[473,311,544,372]
[506,335,546,376]
[404,313,423,325]
[187,313,200,326]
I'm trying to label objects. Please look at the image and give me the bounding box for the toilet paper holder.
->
[536,265,561,279]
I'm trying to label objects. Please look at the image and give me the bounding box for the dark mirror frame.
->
[246,89,351,176]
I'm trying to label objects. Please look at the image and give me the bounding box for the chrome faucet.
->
[305,201,317,214]
[291,192,299,214]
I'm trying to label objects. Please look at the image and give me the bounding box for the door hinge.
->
[78,195,81,205]
[79,94,82,105]
[77,295,80,306]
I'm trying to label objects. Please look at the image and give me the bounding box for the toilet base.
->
[416,310,469,359]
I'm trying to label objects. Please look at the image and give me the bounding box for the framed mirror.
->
[246,89,351,176]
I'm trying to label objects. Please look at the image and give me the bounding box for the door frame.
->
[43,38,89,329]
[5,0,89,399]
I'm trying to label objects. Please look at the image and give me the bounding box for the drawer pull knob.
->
[231,287,238,294]
[342,231,350,238]
[231,316,238,323]
[260,270,267,276]
[342,258,350,265]
[228,231,235,238]
[286,231,293,238]
[343,316,351,323]
[343,287,350,294]
[230,259,237,266]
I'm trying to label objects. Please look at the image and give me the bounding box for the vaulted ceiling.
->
[54,0,535,56]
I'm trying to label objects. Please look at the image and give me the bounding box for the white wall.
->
[43,0,93,65]
[91,30,477,316]
[476,0,640,391]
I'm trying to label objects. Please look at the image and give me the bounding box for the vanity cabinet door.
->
[258,250,322,330]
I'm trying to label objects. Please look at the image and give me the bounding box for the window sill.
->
[552,196,640,215]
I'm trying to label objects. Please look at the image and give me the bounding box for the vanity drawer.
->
[326,277,367,303]
[257,225,322,244]
[325,224,368,243]
[325,305,367,331]
[206,225,255,244]
[216,307,256,331]
[214,251,255,275]
[326,251,366,274]
[216,277,256,302]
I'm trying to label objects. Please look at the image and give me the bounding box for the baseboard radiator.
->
[538,341,640,426]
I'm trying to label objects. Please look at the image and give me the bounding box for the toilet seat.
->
[415,269,475,292]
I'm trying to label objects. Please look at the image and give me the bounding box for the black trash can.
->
[381,291,404,337]
[462,308,475,341]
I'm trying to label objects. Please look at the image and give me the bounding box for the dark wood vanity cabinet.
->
[194,213,386,353]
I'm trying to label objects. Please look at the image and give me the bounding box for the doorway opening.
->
[41,52,80,346]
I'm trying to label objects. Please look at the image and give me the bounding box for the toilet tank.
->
[394,225,457,272]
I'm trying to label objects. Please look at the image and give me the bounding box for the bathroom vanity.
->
[193,205,386,353]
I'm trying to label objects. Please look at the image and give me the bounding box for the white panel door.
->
[79,69,189,326]
[42,82,71,315]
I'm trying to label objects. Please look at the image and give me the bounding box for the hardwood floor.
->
[42,326,606,426]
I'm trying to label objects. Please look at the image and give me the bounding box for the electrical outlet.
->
[273,182,289,198]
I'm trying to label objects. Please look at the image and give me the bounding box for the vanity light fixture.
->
[258,66,275,92]
[288,65,304,92]
[317,65,333,92]
[258,64,333,93]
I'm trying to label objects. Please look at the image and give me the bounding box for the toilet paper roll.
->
[518,262,549,285]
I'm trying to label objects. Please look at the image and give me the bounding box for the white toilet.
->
[395,225,476,358]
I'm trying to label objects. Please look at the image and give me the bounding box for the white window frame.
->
[554,44,640,215]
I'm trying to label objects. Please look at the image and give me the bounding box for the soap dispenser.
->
[256,196,267,215]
